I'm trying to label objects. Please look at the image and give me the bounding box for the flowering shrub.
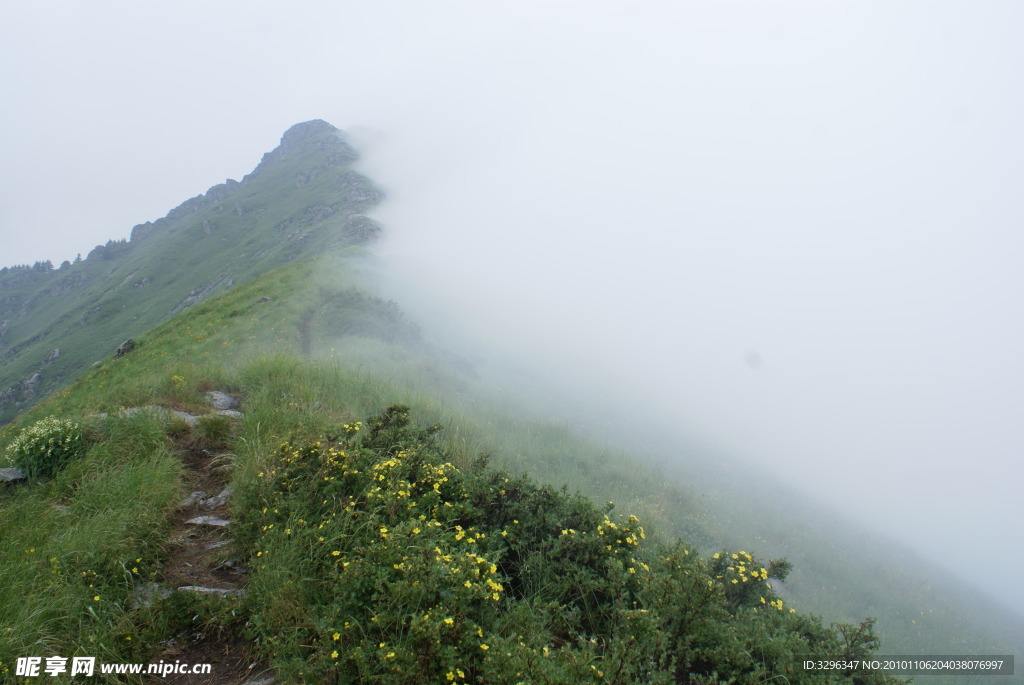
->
[4,415,87,478]
[236,406,904,683]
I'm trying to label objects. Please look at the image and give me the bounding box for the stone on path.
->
[177,585,247,598]
[186,515,230,527]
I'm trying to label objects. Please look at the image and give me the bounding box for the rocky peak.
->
[279,119,338,149]
[245,120,357,181]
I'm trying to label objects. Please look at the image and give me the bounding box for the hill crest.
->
[0,119,379,424]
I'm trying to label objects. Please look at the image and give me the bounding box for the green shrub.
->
[4,416,87,478]
[234,406,906,683]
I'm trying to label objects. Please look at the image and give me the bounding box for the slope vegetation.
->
[0,119,380,425]
[1,120,1018,683]
[1,255,914,684]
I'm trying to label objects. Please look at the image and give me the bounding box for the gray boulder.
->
[0,468,26,483]
[206,391,240,410]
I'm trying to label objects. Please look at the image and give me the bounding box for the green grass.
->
[0,414,181,680]
[0,254,1019,683]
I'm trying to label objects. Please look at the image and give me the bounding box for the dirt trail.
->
[140,412,273,685]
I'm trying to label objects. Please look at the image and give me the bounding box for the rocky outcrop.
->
[21,373,40,399]
[338,170,384,210]
[49,273,89,297]
[341,215,383,244]
[113,339,135,358]
[244,120,357,183]
[169,275,231,316]
[91,391,244,426]
[205,391,239,410]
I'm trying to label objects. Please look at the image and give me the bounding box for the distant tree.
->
[73,253,82,264]
[59,260,71,270]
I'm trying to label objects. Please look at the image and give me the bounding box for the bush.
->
[4,416,87,478]
[235,406,906,683]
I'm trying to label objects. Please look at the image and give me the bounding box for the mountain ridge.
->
[0,119,381,424]
[0,121,1019,682]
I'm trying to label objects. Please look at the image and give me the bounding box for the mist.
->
[3,0,1022,618]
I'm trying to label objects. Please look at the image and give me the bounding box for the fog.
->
[2,1,1022,616]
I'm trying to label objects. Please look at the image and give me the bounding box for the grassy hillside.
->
[1,253,1018,683]
[0,119,380,425]
[1,118,1018,682]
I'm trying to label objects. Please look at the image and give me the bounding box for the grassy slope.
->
[2,253,1019,683]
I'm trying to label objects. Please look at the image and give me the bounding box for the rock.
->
[21,373,40,399]
[257,296,271,304]
[177,586,247,598]
[128,582,173,609]
[180,490,208,508]
[42,348,59,365]
[130,221,155,242]
[171,410,200,427]
[120,405,174,421]
[206,391,239,410]
[113,339,135,358]
[199,497,225,511]
[219,559,246,574]
[186,516,230,527]
[0,467,26,483]
[200,487,234,511]
[0,386,16,409]
[206,539,231,550]
[215,409,243,419]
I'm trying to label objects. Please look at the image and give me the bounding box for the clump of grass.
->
[195,414,234,451]
[0,413,181,674]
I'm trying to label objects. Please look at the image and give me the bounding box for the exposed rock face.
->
[42,348,59,365]
[244,120,358,182]
[114,339,135,358]
[22,373,40,399]
[170,275,232,316]
[49,273,89,296]
[129,221,157,242]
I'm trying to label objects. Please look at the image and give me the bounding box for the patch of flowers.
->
[4,415,87,478]
[236,406,904,684]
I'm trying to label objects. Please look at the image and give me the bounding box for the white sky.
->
[2,1,1022,614]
